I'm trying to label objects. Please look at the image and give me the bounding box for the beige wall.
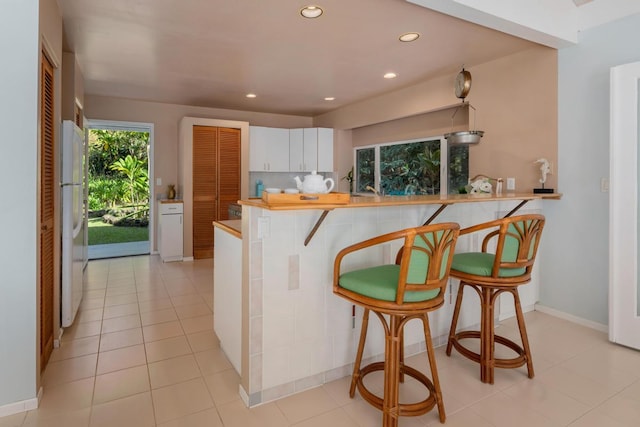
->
[61,52,84,122]
[471,47,558,192]
[317,45,558,193]
[85,96,313,252]
[351,106,470,146]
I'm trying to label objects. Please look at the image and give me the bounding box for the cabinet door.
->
[317,128,334,172]
[249,126,268,171]
[160,214,183,259]
[610,61,640,349]
[289,128,304,172]
[303,128,318,171]
[267,127,290,172]
[193,126,217,259]
[218,127,241,220]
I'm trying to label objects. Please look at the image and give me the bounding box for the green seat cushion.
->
[338,265,439,302]
[452,252,525,277]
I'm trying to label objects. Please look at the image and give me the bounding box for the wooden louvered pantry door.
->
[217,128,241,220]
[193,126,217,259]
[40,52,55,370]
[192,126,240,259]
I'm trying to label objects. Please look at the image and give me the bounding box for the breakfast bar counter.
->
[240,192,560,210]
[224,192,559,407]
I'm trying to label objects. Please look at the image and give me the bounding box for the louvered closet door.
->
[40,52,55,370]
[217,128,241,220]
[193,126,217,259]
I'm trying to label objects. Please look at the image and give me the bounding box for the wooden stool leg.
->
[480,287,496,384]
[512,289,535,379]
[446,282,465,356]
[422,313,446,423]
[399,328,405,383]
[382,315,401,427]
[350,308,370,398]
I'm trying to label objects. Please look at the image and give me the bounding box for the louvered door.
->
[192,126,241,259]
[217,128,241,220]
[40,52,55,370]
[193,126,217,259]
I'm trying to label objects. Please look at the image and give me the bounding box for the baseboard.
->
[534,304,608,333]
[0,392,39,418]
[54,327,63,348]
[238,384,249,407]
[499,303,535,321]
[182,256,194,262]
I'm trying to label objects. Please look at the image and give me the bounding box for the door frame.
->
[85,119,155,254]
[178,117,249,260]
[609,61,640,349]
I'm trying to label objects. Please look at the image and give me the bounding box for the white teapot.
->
[294,171,335,194]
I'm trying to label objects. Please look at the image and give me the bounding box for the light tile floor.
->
[2,255,639,426]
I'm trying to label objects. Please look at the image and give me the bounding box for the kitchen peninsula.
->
[214,192,559,407]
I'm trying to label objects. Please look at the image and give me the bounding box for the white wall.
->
[0,0,39,408]
[540,13,640,325]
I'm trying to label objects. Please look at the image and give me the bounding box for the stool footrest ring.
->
[450,330,527,369]
[355,361,438,417]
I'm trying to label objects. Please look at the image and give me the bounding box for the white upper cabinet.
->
[302,128,319,172]
[249,126,290,172]
[289,128,305,172]
[289,128,333,172]
[317,128,333,172]
[251,126,333,172]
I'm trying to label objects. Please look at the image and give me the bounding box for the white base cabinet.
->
[158,201,183,262]
[213,226,241,374]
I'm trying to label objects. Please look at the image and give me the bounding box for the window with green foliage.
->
[354,137,468,195]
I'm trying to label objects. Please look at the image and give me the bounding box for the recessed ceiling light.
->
[399,32,420,42]
[246,93,257,98]
[300,5,323,18]
[383,72,397,79]
[324,97,335,101]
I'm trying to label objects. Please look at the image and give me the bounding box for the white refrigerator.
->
[61,120,87,327]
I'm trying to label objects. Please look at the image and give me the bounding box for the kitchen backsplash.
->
[249,171,337,197]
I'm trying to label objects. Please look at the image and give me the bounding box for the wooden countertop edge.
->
[213,220,242,238]
[238,192,562,211]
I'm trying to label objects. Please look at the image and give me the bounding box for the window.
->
[354,137,468,195]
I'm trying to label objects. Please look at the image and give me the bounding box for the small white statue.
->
[535,158,551,186]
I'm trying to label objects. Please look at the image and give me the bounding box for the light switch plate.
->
[506,177,516,191]
[156,177,162,186]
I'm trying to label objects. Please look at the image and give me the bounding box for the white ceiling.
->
[59,0,543,116]
[82,1,640,118]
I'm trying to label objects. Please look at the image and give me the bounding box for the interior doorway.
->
[85,120,154,259]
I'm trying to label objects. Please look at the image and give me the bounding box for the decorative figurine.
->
[468,177,492,194]
[533,158,554,193]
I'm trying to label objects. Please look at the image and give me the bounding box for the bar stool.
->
[333,223,459,426]
[446,214,545,384]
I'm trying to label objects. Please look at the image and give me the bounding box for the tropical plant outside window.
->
[88,130,150,246]
[354,137,468,195]
[88,130,149,214]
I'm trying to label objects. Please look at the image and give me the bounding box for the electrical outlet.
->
[156,177,162,186]
[506,177,516,191]
[601,177,609,192]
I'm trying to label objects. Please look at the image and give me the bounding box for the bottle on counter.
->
[256,180,264,197]
[496,178,503,195]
